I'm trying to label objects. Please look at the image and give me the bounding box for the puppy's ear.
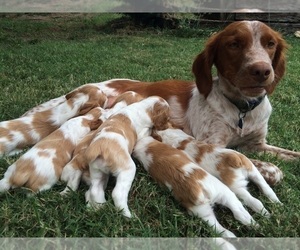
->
[151,104,170,131]
[89,119,103,130]
[98,95,108,108]
[65,89,79,100]
[78,102,99,116]
[151,130,162,142]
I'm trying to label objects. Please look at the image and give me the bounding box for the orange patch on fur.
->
[98,114,136,150]
[7,121,34,146]
[107,79,194,112]
[36,130,74,177]
[38,151,51,158]
[32,110,58,138]
[146,140,207,209]
[85,114,137,173]
[66,84,108,115]
[177,138,194,150]
[194,142,216,164]
[112,91,144,106]
[9,159,48,192]
[86,137,133,173]
[0,127,11,141]
[216,152,252,186]
[146,100,170,131]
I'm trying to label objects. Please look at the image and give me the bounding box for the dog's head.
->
[192,21,287,98]
[66,84,108,115]
[146,96,170,131]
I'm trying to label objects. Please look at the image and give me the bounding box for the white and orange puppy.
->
[133,136,256,237]
[84,96,170,218]
[0,84,107,157]
[0,107,103,193]
[153,128,281,216]
[60,91,144,195]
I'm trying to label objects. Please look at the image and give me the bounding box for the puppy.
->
[84,96,170,218]
[133,136,257,237]
[60,91,144,195]
[0,84,107,157]
[0,107,103,193]
[153,128,281,216]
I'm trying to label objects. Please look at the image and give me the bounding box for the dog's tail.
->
[0,161,32,192]
[85,139,103,164]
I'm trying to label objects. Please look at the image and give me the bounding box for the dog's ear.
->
[65,89,79,100]
[266,33,288,95]
[151,130,162,142]
[151,103,170,131]
[89,119,103,130]
[98,94,108,108]
[192,33,219,98]
[78,102,99,116]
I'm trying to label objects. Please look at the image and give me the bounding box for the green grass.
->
[0,14,299,238]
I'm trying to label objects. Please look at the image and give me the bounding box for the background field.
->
[0,14,299,238]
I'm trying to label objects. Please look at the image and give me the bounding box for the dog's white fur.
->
[0,107,103,193]
[60,91,144,195]
[133,136,257,237]
[84,96,170,218]
[0,84,107,157]
[153,127,281,216]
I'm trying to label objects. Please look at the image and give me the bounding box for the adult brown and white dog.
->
[84,96,170,218]
[0,107,103,193]
[89,21,300,185]
[6,21,300,186]
[0,84,107,157]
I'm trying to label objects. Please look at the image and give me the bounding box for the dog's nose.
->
[249,62,272,83]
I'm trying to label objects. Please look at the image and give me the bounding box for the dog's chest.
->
[185,93,272,147]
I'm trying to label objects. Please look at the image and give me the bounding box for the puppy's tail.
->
[0,162,31,192]
[85,140,103,164]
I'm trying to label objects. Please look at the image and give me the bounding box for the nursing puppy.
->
[153,128,281,216]
[84,96,170,218]
[60,91,144,195]
[0,107,103,193]
[0,84,107,157]
[133,136,256,237]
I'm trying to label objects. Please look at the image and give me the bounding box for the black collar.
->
[224,94,266,114]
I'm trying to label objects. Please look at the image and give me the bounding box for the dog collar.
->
[224,94,266,129]
[224,94,266,113]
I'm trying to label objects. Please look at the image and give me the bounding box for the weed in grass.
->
[0,14,299,238]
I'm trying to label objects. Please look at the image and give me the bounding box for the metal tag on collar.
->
[238,112,246,129]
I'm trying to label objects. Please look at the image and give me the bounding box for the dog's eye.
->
[228,41,240,49]
[267,40,276,49]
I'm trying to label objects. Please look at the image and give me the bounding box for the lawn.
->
[0,13,299,239]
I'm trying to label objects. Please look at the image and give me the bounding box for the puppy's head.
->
[151,123,190,149]
[85,107,105,120]
[76,106,105,131]
[66,84,108,115]
[147,97,170,131]
[81,117,103,131]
